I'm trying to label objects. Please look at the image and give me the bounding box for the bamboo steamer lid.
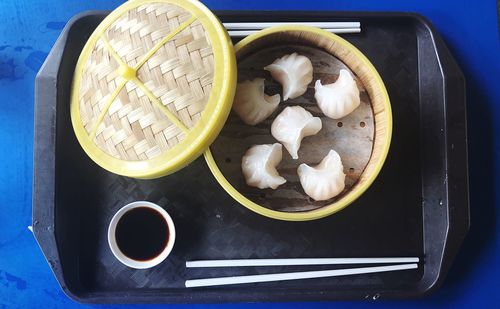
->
[71,0,236,179]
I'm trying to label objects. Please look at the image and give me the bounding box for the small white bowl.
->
[107,201,176,269]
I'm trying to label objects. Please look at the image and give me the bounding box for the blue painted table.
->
[1,0,499,308]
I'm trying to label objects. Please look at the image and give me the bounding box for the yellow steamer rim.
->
[71,0,236,178]
[205,25,393,221]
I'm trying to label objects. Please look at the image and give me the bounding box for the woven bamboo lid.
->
[71,0,236,179]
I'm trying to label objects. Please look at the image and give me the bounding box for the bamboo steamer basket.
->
[205,26,392,221]
[71,0,236,178]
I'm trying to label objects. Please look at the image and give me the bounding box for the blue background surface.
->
[1,0,499,308]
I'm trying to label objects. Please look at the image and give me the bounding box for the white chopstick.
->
[185,263,418,288]
[228,28,360,37]
[186,257,419,268]
[223,22,360,30]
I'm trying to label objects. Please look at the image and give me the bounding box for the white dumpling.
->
[314,69,361,119]
[264,53,313,101]
[242,143,286,189]
[297,149,346,201]
[233,78,280,125]
[271,106,322,159]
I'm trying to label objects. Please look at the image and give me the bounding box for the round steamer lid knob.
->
[118,65,136,81]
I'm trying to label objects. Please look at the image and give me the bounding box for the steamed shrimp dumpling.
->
[233,78,281,125]
[241,143,287,189]
[271,106,322,159]
[297,149,346,201]
[314,69,360,119]
[264,53,313,100]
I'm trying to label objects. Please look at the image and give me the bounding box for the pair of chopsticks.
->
[223,22,361,37]
[185,257,419,288]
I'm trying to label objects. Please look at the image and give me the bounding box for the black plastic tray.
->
[33,11,469,303]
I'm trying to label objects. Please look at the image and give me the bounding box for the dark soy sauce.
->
[116,207,169,261]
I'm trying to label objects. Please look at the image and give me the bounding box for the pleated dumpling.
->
[271,106,322,159]
[297,149,346,201]
[264,53,313,101]
[241,143,287,189]
[314,69,360,119]
[233,78,281,125]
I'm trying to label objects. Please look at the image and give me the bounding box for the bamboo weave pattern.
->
[78,3,214,161]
